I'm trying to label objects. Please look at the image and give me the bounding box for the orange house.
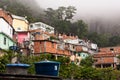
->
[94,46,120,68]
[33,39,70,56]
[93,52,117,68]
[33,40,57,54]
[93,46,120,68]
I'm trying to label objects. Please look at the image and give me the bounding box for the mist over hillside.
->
[16,0,45,16]
[73,6,120,35]
[85,17,120,35]
[1,0,120,35]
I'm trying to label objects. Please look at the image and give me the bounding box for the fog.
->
[19,0,120,35]
[16,0,44,16]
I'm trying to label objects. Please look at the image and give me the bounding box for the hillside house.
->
[0,8,13,25]
[0,9,15,50]
[29,22,54,34]
[12,15,29,44]
[12,15,28,31]
[93,47,120,68]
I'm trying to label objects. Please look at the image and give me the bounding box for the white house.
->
[0,18,13,38]
[29,22,54,34]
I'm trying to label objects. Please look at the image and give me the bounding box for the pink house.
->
[17,31,29,44]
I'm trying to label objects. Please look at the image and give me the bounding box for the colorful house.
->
[0,8,13,25]
[93,52,117,68]
[17,31,29,44]
[93,47,120,68]
[12,15,28,31]
[0,9,15,50]
[12,15,29,44]
[79,52,89,59]
[0,32,15,50]
[33,40,57,54]
[29,22,54,34]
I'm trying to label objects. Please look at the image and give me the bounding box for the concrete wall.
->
[0,33,15,50]
[12,18,28,31]
[0,18,13,38]
[17,32,28,44]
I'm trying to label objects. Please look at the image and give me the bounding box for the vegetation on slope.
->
[0,53,120,79]
[1,0,120,47]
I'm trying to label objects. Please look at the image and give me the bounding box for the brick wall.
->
[0,9,13,25]
[94,57,114,64]
[34,41,40,53]
[76,45,82,52]
[33,40,71,56]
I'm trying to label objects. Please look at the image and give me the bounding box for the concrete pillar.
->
[55,55,57,60]
[111,64,114,68]
[101,64,103,68]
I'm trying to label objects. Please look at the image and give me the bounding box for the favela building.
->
[0,9,15,50]
[0,8,107,67]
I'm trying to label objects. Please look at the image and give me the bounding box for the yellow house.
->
[12,15,29,31]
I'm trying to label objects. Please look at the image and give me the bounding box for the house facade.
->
[0,9,13,25]
[17,31,29,44]
[29,22,54,34]
[12,15,29,45]
[0,18,14,38]
[93,47,120,68]
[0,32,15,50]
[0,9,15,50]
[12,15,28,31]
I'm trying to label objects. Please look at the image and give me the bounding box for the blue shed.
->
[34,60,60,76]
[6,63,30,74]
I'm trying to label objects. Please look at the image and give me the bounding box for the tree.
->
[56,7,66,20]
[0,0,44,23]
[71,20,88,38]
[44,6,76,33]
[87,32,109,47]
[80,56,94,67]
[108,36,120,46]
[65,6,76,21]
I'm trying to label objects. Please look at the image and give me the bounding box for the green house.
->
[77,52,89,59]
[0,32,16,50]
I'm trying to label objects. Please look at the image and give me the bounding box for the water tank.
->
[6,63,30,74]
[34,60,60,76]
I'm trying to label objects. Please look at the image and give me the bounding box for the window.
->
[17,27,21,30]
[10,28,12,34]
[30,25,33,28]
[110,48,114,51]
[4,37,6,45]
[73,45,75,49]
[52,42,54,48]
[82,54,85,57]
[35,24,41,27]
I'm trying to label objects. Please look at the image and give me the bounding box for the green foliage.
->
[49,36,59,40]
[108,36,120,46]
[0,55,9,72]
[96,68,116,80]
[45,6,76,22]
[0,0,43,23]
[44,6,77,34]
[0,49,16,72]
[0,53,120,79]
[72,20,88,38]
[87,32,109,47]
[80,56,94,67]
[1,0,120,47]
[20,54,55,74]
[87,32,120,47]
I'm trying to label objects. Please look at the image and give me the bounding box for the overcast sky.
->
[35,0,120,21]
